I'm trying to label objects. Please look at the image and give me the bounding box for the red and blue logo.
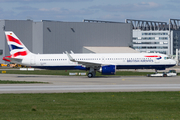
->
[145,55,162,60]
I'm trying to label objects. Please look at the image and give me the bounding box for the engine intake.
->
[99,65,116,75]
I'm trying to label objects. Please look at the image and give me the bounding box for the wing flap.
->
[65,51,111,67]
[75,60,102,67]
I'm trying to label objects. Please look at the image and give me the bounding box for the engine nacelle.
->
[99,65,116,75]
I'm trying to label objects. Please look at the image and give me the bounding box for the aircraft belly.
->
[116,64,174,70]
[32,65,87,70]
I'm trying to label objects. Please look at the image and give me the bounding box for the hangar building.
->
[0,19,132,64]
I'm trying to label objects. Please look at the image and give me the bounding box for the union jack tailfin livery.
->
[5,31,30,58]
[3,31,32,63]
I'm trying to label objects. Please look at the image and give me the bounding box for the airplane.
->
[3,31,176,78]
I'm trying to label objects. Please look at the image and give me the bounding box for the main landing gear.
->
[87,67,96,78]
[88,73,93,78]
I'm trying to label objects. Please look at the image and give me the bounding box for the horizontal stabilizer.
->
[3,56,22,62]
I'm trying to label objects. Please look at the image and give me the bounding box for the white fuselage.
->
[14,52,176,70]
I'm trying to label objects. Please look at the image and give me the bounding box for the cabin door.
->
[30,55,36,65]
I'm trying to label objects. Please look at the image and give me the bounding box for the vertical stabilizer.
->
[5,31,31,58]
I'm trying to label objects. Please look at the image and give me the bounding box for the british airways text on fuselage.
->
[127,59,153,62]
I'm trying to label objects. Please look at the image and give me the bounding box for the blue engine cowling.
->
[100,65,116,75]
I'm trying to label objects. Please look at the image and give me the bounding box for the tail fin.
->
[5,31,30,58]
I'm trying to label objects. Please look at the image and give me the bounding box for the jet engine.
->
[98,65,116,75]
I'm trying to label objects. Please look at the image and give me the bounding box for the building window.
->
[0,50,3,55]
[141,37,155,40]
[133,46,168,49]
[133,37,138,40]
[159,37,168,40]
[133,42,160,44]
[142,32,168,36]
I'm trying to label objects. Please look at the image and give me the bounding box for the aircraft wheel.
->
[88,73,93,78]
[147,74,150,77]
[163,74,167,77]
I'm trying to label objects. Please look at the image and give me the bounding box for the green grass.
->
[0,70,179,76]
[0,70,79,75]
[0,92,180,119]
[0,70,155,76]
[0,80,48,84]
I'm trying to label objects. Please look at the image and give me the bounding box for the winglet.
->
[65,51,75,62]
[70,51,74,54]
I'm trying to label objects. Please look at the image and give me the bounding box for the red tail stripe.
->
[7,35,22,45]
[145,55,160,57]
[13,51,27,57]
[3,56,11,62]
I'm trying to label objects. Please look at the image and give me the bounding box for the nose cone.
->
[171,59,177,66]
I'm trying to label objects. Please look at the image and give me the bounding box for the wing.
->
[65,51,110,68]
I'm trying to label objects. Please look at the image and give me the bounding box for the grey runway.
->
[0,74,180,93]
[1,84,180,93]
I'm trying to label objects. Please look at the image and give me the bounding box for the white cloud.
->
[0,0,93,3]
[90,2,162,13]
[0,0,180,22]
[5,5,95,21]
[38,7,95,15]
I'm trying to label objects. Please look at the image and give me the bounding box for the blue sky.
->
[0,0,180,22]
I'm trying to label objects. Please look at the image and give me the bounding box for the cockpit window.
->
[164,57,170,60]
